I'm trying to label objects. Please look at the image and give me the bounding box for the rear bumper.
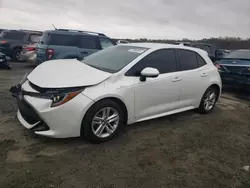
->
[220,73,250,89]
[20,51,37,64]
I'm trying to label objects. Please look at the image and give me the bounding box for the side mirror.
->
[140,67,159,81]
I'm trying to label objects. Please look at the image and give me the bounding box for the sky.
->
[0,0,249,39]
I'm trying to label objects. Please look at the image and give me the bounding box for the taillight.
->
[25,47,36,51]
[0,40,8,44]
[215,63,221,69]
[46,49,54,60]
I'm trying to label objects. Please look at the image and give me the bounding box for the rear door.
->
[0,31,26,56]
[177,49,210,109]
[77,35,100,58]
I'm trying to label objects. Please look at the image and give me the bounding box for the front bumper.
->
[13,81,95,138]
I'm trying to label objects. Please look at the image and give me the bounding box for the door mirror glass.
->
[140,67,159,81]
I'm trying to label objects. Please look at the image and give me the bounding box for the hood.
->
[27,59,112,88]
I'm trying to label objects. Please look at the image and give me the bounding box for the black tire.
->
[198,86,219,114]
[12,48,23,62]
[81,99,125,143]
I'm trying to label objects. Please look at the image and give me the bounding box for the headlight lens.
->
[51,90,82,107]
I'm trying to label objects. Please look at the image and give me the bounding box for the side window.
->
[126,49,177,76]
[196,54,207,67]
[99,38,115,49]
[79,36,98,49]
[49,34,77,46]
[179,50,198,71]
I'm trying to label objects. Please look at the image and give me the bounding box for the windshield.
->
[224,50,250,60]
[82,45,149,73]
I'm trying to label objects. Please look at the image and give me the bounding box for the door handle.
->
[82,51,88,54]
[172,77,182,82]
[201,72,208,77]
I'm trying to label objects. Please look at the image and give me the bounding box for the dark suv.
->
[36,29,116,64]
[0,29,42,61]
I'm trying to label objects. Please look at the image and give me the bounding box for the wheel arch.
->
[208,83,221,101]
[80,96,129,136]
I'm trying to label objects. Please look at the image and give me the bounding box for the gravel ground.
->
[1,62,250,188]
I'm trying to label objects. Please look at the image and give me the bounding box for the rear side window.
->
[78,36,98,49]
[179,50,198,71]
[0,31,25,40]
[196,54,207,67]
[126,49,177,76]
[49,34,77,46]
[99,38,115,49]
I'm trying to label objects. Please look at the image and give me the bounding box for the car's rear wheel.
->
[81,99,124,143]
[12,48,23,62]
[198,86,219,114]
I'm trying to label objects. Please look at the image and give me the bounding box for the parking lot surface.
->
[1,63,250,188]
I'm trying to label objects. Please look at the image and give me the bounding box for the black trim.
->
[17,96,41,124]
[30,121,50,131]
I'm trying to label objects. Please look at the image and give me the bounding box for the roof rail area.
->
[18,29,43,34]
[57,29,106,36]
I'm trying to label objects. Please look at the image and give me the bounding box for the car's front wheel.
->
[82,99,124,143]
[198,86,219,114]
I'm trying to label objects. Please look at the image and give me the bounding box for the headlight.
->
[51,90,83,107]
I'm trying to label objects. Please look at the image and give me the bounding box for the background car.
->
[0,29,42,61]
[12,43,221,143]
[20,43,39,64]
[36,29,116,64]
[215,49,250,90]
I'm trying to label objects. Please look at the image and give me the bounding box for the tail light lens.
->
[46,49,54,60]
[0,40,8,44]
[24,47,36,51]
[215,63,221,69]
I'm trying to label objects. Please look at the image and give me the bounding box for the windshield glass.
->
[82,45,149,73]
[224,50,250,59]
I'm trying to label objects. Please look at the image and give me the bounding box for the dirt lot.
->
[1,63,250,188]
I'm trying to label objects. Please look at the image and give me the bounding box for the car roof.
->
[122,42,208,55]
[44,29,108,37]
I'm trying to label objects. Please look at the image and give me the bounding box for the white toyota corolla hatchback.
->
[13,43,222,143]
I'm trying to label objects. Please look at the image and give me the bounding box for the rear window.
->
[29,34,42,43]
[224,50,250,60]
[0,31,25,40]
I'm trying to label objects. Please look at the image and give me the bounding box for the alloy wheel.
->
[204,90,216,111]
[91,107,120,138]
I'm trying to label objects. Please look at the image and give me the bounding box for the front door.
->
[125,49,182,121]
